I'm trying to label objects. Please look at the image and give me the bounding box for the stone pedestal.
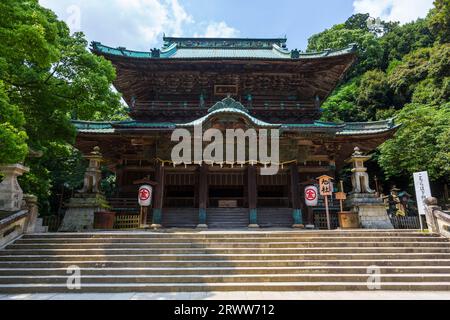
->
[59,193,109,232]
[0,164,30,212]
[346,193,393,229]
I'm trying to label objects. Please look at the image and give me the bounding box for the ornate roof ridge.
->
[207,97,250,113]
[162,37,287,49]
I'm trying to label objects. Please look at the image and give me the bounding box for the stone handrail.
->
[424,197,450,238]
[0,195,41,248]
[0,210,29,248]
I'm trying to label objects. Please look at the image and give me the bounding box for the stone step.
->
[3,259,450,269]
[2,231,449,293]
[2,266,450,276]
[21,231,441,239]
[9,241,450,249]
[2,282,450,293]
[2,253,450,262]
[2,273,450,285]
[17,236,446,243]
[3,247,450,255]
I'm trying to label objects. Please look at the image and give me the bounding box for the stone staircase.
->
[1,230,450,293]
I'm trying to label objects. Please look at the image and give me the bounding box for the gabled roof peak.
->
[208,97,250,114]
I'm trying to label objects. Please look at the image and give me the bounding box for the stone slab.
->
[1,291,450,300]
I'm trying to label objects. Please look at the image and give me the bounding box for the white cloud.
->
[196,21,241,38]
[353,0,434,24]
[39,0,240,50]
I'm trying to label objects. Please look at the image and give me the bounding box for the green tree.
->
[0,0,125,211]
[387,44,450,106]
[380,19,435,67]
[379,103,450,181]
[0,81,28,164]
[428,0,450,44]
[307,20,384,78]
[320,79,362,122]
[356,70,392,120]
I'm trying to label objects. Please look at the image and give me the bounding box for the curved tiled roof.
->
[179,97,280,128]
[73,99,398,136]
[91,40,357,60]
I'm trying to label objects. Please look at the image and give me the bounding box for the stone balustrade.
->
[424,197,450,238]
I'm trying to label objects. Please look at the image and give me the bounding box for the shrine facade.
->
[72,37,398,229]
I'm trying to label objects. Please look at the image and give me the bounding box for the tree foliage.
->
[0,0,126,212]
[309,2,450,185]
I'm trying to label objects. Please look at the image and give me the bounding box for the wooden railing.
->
[132,100,316,111]
[108,198,139,213]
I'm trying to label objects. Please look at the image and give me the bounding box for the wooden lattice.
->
[314,212,340,230]
[114,214,140,230]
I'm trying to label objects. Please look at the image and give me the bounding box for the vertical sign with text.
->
[413,171,431,216]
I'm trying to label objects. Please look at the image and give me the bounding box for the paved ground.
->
[2,291,450,300]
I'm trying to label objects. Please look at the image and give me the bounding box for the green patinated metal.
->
[91,39,357,60]
[249,208,258,225]
[152,208,162,225]
[292,209,303,225]
[72,98,399,135]
[198,208,207,225]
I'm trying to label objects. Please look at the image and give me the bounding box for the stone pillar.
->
[197,165,208,229]
[290,164,304,228]
[24,194,38,233]
[151,164,165,229]
[424,197,440,233]
[248,165,259,228]
[0,164,30,212]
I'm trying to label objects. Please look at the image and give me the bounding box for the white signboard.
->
[304,185,319,207]
[138,185,153,207]
[413,171,431,216]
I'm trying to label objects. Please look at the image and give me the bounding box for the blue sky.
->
[39,0,434,51]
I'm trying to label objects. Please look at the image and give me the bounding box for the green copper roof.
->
[338,119,400,135]
[72,120,115,133]
[72,120,175,133]
[91,37,357,60]
[72,99,398,136]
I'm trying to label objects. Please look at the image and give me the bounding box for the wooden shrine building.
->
[73,37,399,229]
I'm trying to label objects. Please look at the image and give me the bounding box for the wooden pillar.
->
[248,165,259,228]
[197,165,208,229]
[151,164,165,228]
[290,164,304,228]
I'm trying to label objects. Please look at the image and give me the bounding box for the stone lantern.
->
[0,164,30,212]
[347,147,375,194]
[345,147,393,229]
[59,146,110,232]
